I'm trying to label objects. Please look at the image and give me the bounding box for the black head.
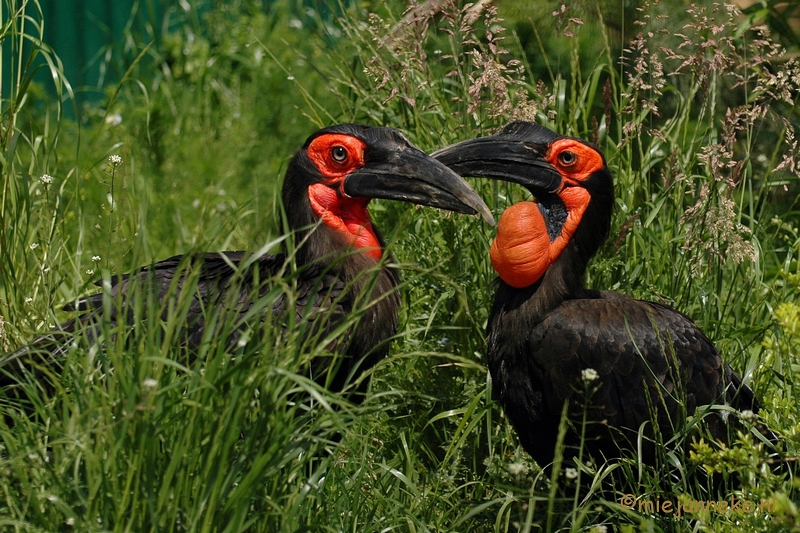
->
[434,122,615,289]
[281,124,493,265]
[283,124,493,224]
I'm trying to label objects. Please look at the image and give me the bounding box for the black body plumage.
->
[1,124,491,403]
[435,121,774,467]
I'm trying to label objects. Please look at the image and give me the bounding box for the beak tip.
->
[480,207,496,226]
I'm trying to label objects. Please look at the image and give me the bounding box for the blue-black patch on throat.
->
[537,195,567,242]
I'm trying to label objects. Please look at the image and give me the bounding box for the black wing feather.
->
[1,251,359,393]
[490,290,759,465]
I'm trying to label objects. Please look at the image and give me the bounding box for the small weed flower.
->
[507,462,528,476]
[740,409,757,423]
[581,368,599,383]
[142,378,158,389]
[66,517,76,526]
[105,113,122,126]
[29,242,39,250]
[25,297,33,303]
[109,154,122,165]
[40,174,53,184]
[86,269,94,276]
[92,255,101,262]
[565,467,578,480]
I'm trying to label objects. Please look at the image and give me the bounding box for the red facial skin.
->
[491,139,601,288]
[305,134,382,260]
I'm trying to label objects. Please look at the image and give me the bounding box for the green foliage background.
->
[2,0,800,531]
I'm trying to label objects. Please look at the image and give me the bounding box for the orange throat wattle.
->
[490,202,551,289]
[490,190,589,288]
[308,183,382,260]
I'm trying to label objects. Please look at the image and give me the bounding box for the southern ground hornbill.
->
[434,121,775,467]
[1,124,492,402]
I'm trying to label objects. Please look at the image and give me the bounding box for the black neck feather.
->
[280,156,401,368]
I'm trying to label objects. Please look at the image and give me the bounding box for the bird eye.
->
[331,145,348,163]
[558,150,577,166]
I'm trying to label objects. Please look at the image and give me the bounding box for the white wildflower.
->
[740,409,757,423]
[507,462,528,476]
[66,517,76,526]
[25,297,33,303]
[92,255,101,262]
[40,174,53,184]
[287,75,295,81]
[109,154,122,165]
[142,378,158,389]
[105,113,122,126]
[86,269,94,276]
[581,368,599,383]
[565,467,578,480]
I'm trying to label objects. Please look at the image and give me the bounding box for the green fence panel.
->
[1,0,176,110]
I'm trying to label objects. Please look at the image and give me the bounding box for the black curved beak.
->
[343,146,495,225]
[432,128,563,195]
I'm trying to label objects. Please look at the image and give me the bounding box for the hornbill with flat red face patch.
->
[434,121,773,466]
[1,124,493,401]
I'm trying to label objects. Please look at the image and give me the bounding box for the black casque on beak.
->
[344,141,495,225]
[432,121,563,195]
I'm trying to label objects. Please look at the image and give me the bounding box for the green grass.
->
[2,0,800,531]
